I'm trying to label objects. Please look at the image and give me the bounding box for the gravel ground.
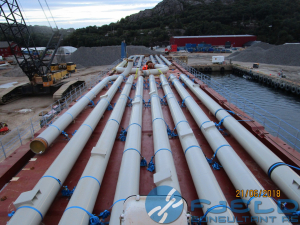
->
[226,42,300,67]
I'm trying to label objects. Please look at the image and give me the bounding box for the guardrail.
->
[0,59,122,161]
[174,58,300,152]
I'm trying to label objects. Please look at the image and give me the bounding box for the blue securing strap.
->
[155,148,172,155]
[65,112,74,120]
[82,124,93,132]
[64,206,93,217]
[184,145,201,155]
[17,206,43,220]
[268,162,300,178]
[199,205,232,224]
[108,119,120,125]
[200,121,211,129]
[83,95,93,103]
[152,117,164,123]
[134,95,143,100]
[90,90,96,96]
[213,145,231,158]
[101,98,111,105]
[127,123,142,130]
[123,148,141,155]
[214,108,226,117]
[80,176,101,187]
[174,120,189,130]
[120,94,128,98]
[110,198,126,208]
[50,125,61,133]
[182,96,192,102]
[246,192,266,208]
[40,175,62,186]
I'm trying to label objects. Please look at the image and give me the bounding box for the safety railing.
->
[174,58,300,151]
[0,59,122,161]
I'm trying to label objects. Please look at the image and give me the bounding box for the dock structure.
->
[232,65,300,95]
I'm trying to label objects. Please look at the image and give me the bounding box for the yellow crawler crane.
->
[0,0,83,104]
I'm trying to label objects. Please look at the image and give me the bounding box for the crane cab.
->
[42,75,53,87]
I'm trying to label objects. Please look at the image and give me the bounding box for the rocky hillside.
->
[64,0,300,47]
[128,0,234,22]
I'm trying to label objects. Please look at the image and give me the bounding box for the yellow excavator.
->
[0,0,83,104]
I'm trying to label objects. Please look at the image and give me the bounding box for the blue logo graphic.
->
[145,186,183,224]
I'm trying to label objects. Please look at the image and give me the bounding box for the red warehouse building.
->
[170,35,257,47]
[0,41,21,57]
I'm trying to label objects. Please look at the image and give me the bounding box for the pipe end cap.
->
[30,137,48,154]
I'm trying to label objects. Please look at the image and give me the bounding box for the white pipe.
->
[160,54,172,66]
[110,76,144,224]
[170,74,289,225]
[149,74,181,192]
[150,55,156,63]
[30,75,119,154]
[159,75,236,225]
[137,55,144,68]
[142,64,169,76]
[180,74,300,207]
[8,76,124,225]
[59,75,135,225]
[155,55,164,65]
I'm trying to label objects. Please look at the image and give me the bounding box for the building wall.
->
[0,45,21,58]
[170,36,257,47]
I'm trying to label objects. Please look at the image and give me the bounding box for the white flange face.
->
[121,196,189,225]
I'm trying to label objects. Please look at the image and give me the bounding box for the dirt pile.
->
[226,42,300,66]
[65,45,161,68]
[3,66,26,77]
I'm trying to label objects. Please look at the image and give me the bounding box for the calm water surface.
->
[204,73,300,151]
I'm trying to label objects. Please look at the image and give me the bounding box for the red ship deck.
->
[0,59,300,225]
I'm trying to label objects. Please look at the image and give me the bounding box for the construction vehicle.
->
[0,122,9,135]
[0,0,84,104]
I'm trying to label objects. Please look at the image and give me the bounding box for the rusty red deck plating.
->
[0,61,299,225]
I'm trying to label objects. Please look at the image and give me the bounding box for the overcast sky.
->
[16,0,161,29]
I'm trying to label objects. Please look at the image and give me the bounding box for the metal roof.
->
[0,42,9,48]
[172,35,256,38]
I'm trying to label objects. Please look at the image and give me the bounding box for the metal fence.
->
[174,58,300,151]
[0,59,122,161]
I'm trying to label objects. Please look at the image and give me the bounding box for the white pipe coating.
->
[109,76,144,224]
[155,55,164,65]
[149,75,181,192]
[137,55,144,68]
[170,74,289,225]
[59,75,134,225]
[160,54,172,66]
[142,64,169,76]
[180,74,300,207]
[8,76,124,225]
[30,75,119,154]
[160,75,236,225]
[150,55,156,63]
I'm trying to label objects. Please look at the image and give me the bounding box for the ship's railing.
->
[0,59,122,161]
[174,58,300,151]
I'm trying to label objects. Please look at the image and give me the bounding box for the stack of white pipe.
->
[149,74,181,191]
[180,74,300,207]
[159,74,237,225]
[9,76,124,225]
[30,75,119,154]
[110,76,144,224]
[170,74,289,225]
[59,75,135,224]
